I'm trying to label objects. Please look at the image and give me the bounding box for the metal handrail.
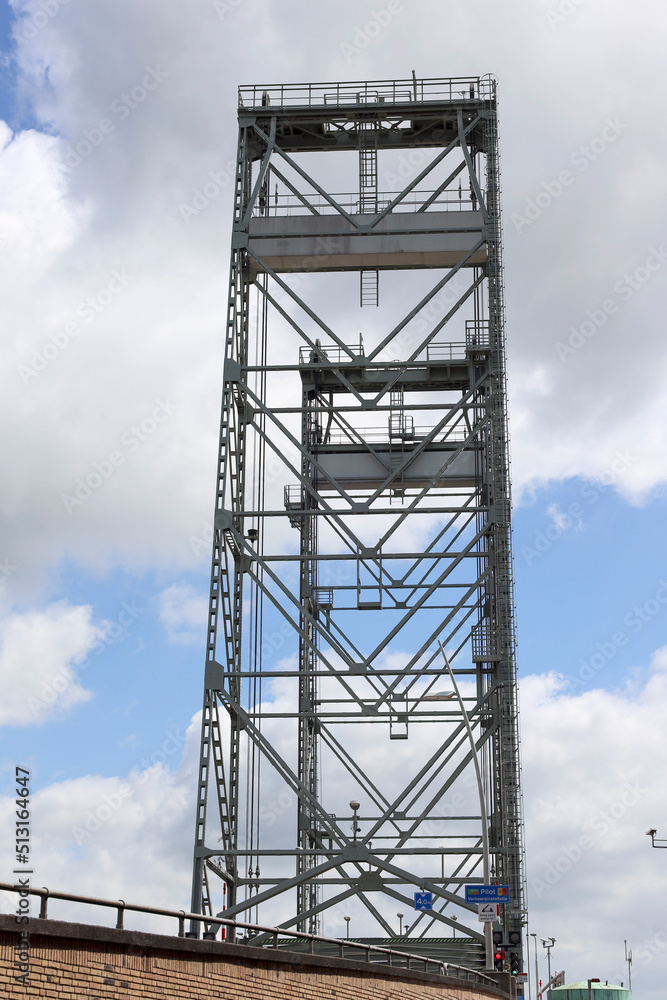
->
[238,76,495,110]
[0,881,497,987]
[323,426,469,446]
[252,190,475,218]
[297,342,469,366]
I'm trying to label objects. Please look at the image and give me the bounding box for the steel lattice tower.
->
[190,75,526,971]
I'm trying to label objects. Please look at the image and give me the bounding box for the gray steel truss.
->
[190,75,526,969]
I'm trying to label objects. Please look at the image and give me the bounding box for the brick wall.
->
[0,914,510,1000]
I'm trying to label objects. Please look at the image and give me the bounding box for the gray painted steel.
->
[247,211,487,272]
[190,74,526,977]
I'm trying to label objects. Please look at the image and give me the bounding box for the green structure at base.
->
[551,983,631,1000]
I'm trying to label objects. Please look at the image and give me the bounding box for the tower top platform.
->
[238,75,496,111]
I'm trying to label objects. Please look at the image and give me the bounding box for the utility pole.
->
[541,938,555,1000]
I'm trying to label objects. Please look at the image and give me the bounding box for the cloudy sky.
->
[1,0,667,995]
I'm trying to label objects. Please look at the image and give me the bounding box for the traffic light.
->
[510,951,520,976]
[493,930,506,972]
[508,931,521,977]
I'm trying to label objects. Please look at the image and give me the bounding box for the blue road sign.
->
[465,885,510,904]
[414,891,433,911]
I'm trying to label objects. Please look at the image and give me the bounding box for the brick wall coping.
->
[0,913,509,998]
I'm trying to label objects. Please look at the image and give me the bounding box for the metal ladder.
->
[359,120,379,306]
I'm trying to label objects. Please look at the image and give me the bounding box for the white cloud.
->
[520,661,667,995]
[0,602,105,725]
[158,583,207,645]
[1,667,666,993]
[1,1,667,992]
[0,713,199,928]
[0,0,665,598]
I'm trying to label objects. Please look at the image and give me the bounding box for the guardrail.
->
[238,76,495,110]
[252,190,476,218]
[0,881,497,987]
[297,342,470,366]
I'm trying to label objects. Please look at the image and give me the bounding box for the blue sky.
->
[3,481,665,790]
[516,482,667,696]
[0,563,209,783]
[2,1,667,995]
[0,3,15,124]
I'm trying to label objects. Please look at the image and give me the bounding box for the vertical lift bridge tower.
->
[191,74,525,971]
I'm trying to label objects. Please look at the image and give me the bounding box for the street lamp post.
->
[530,932,539,1000]
[344,916,350,940]
[397,913,403,936]
[438,642,493,972]
[541,938,555,1000]
[350,801,360,843]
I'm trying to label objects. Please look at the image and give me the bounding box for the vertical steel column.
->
[296,384,321,933]
[190,123,252,927]
[484,93,526,946]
